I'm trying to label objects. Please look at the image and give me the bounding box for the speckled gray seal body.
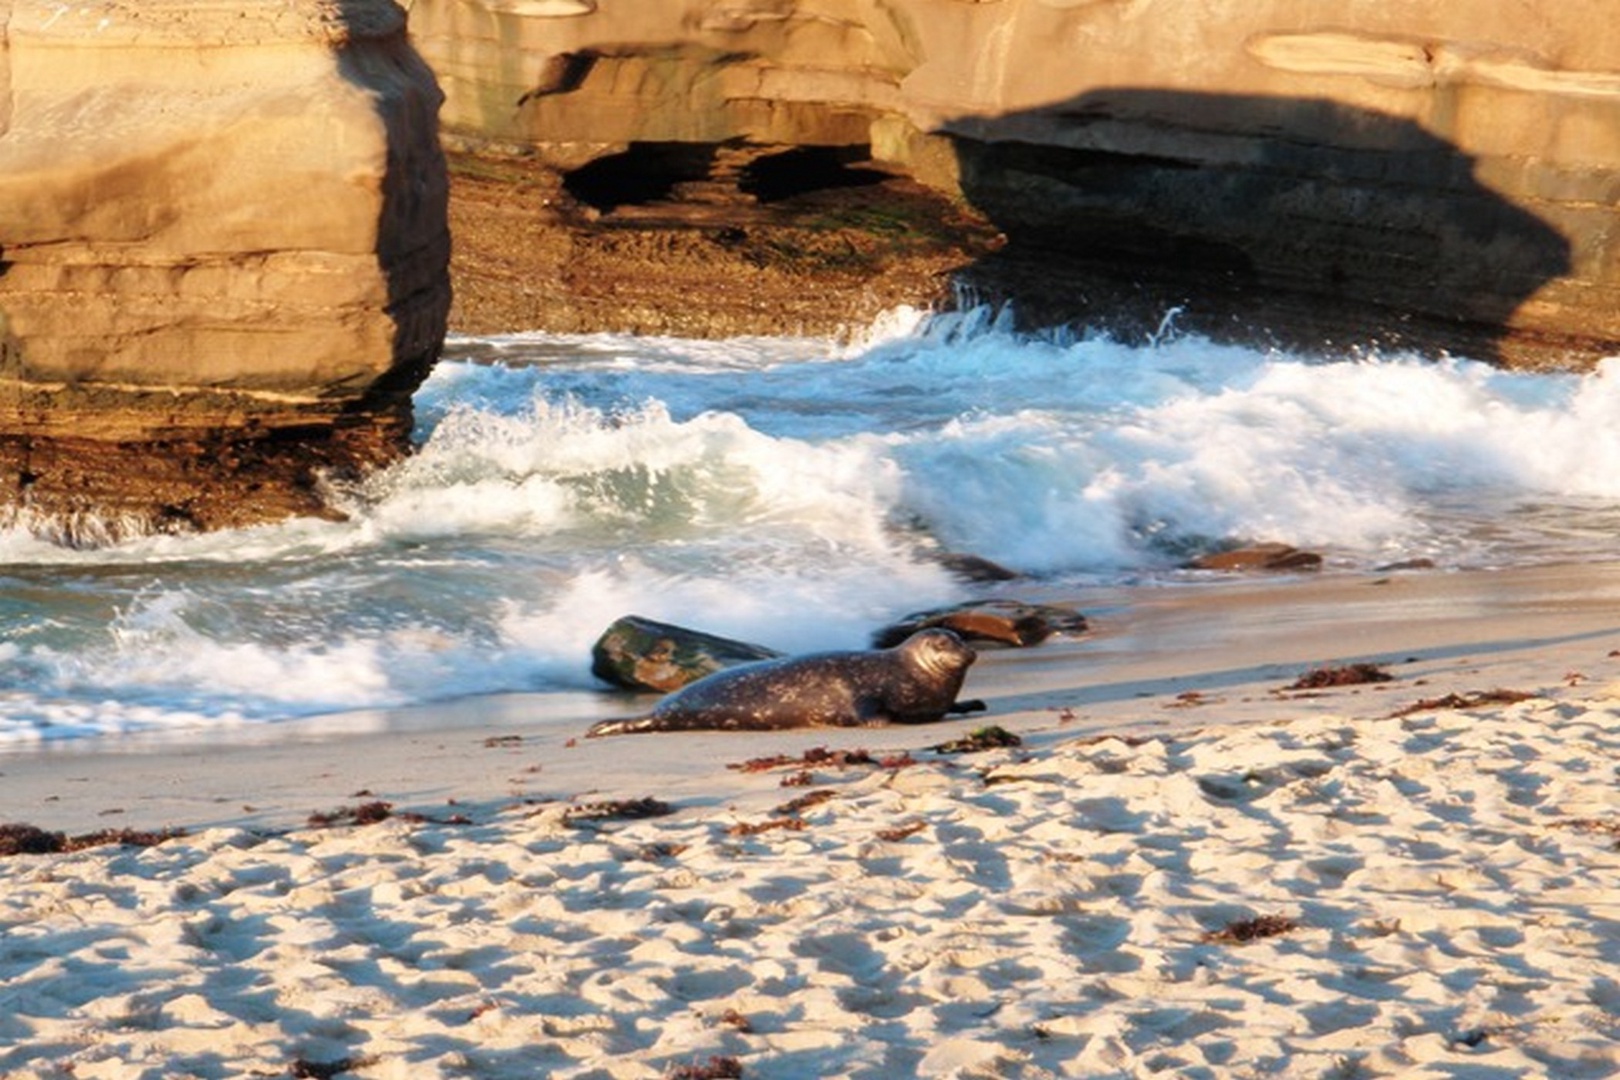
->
[585,629,977,737]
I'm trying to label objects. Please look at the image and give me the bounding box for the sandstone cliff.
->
[413,0,1620,367]
[0,0,450,536]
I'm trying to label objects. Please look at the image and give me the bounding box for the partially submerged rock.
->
[591,615,782,693]
[927,552,1022,584]
[872,600,1088,649]
[1187,543,1324,573]
[0,0,451,536]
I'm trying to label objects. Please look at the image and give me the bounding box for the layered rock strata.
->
[0,0,450,535]
[416,0,1620,367]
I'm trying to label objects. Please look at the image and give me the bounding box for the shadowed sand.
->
[2,563,1619,1077]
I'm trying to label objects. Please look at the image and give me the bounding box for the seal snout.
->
[901,628,977,677]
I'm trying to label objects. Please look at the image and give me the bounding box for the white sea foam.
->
[1,310,1617,741]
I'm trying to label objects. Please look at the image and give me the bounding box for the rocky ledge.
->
[0,0,450,537]
[445,143,996,340]
[421,0,1620,369]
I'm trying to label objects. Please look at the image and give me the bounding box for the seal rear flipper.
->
[585,715,659,738]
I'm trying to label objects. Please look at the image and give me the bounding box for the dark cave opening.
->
[561,142,893,213]
[562,142,720,212]
[738,145,890,203]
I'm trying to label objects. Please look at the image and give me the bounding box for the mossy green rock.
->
[591,615,782,693]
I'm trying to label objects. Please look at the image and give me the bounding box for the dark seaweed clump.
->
[729,747,877,772]
[667,1056,743,1080]
[1387,689,1536,717]
[307,801,396,828]
[563,797,674,824]
[291,1055,377,1079]
[0,822,185,858]
[1203,914,1299,944]
[933,725,1023,754]
[1286,663,1393,690]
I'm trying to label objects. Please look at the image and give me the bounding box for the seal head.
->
[585,628,976,737]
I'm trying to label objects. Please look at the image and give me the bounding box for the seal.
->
[585,628,977,737]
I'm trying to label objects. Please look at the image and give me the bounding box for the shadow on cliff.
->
[0,250,17,381]
[331,0,452,422]
[944,90,1572,364]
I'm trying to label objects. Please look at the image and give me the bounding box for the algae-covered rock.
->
[872,601,1088,649]
[1186,543,1324,573]
[591,615,782,693]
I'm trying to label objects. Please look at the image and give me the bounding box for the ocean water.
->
[1,306,1618,744]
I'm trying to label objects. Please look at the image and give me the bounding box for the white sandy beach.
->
[2,563,1620,1078]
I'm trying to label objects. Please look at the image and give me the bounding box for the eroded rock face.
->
[412,0,1620,367]
[0,0,450,535]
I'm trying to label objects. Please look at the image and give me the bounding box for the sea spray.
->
[0,308,1616,741]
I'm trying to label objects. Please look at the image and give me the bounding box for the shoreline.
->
[5,560,1620,836]
[3,560,1620,1077]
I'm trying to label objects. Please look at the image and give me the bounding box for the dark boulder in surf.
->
[591,615,782,693]
[926,551,1022,584]
[1186,543,1324,573]
[872,600,1089,649]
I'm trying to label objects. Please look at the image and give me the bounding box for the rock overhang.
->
[412,0,1620,368]
[0,0,452,537]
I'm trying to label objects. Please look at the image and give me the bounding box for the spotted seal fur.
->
[585,628,977,737]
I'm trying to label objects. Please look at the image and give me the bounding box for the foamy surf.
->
[0,308,1616,741]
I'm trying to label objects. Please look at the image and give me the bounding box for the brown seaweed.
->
[1556,818,1620,847]
[728,747,877,772]
[1286,663,1394,690]
[716,1008,754,1032]
[563,797,675,824]
[0,822,186,858]
[726,817,808,838]
[291,1056,378,1079]
[666,1057,744,1080]
[1203,914,1299,944]
[307,801,396,828]
[773,789,836,816]
[1387,689,1537,717]
[932,725,1022,754]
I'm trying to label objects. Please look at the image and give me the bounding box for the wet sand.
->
[6,561,1620,835]
[2,563,1619,1077]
